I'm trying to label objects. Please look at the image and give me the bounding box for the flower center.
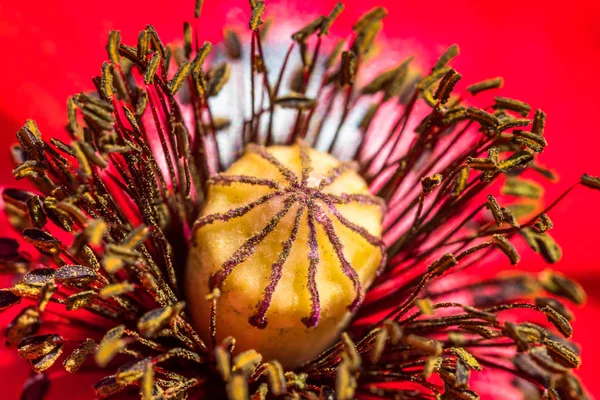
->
[185,142,385,368]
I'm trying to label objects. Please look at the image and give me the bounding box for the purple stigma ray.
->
[208,174,282,190]
[319,192,386,210]
[316,193,387,276]
[208,194,297,291]
[247,144,299,186]
[311,202,364,313]
[302,203,322,328]
[249,205,305,329]
[192,191,284,235]
[317,161,359,190]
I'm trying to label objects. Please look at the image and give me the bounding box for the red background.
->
[1,0,599,398]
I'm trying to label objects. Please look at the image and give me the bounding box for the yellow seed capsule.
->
[186,144,384,368]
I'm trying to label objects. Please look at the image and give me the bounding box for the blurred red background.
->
[1,0,599,398]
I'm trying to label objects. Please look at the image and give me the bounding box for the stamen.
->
[249,1,266,31]
[320,2,345,36]
[194,0,203,18]
[433,44,460,71]
[494,96,531,117]
[466,77,504,95]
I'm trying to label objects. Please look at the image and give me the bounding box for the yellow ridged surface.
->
[186,144,383,368]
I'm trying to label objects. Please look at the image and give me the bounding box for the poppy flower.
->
[1,1,599,399]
